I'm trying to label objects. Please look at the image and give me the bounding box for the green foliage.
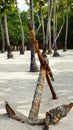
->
[21,11,29,43]
[0,0,15,17]
[8,10,29,45]
[0,9,29,47]
[57,9,73,48]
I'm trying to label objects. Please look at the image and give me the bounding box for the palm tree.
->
[29,0,38,72]
[0,18,5,53]
[4,13,13,58]
[39,1,46,49]
[53,0,60,57]
[15,0,25,54]
[63,0,69,51]
[1,0,15,58]
[63,0,73,51]
[45,0,52,54]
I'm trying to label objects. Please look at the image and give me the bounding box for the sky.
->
[17,0,29,11]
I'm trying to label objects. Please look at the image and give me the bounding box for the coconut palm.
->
[4,13,13,58]
[45,0,52,54]
[52,0,60,56]
[63,0,73,51]
[0,0,15,58]
[0,18,5,53]
[29,0,38,72]
[15,0,25,54]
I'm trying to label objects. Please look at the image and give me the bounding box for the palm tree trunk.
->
[46,0,52,54]
[53,0,57,52]
[53,0,60,57]
[0,18,5,53]
[41,8,45,49]
[63,5,68,52]
[15,0,25,54]
[4,14,13,58]
[30,0,38,72]
[4,14,10,47]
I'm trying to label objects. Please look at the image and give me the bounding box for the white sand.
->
[0,50,73,130]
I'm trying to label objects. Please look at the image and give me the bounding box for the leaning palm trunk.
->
[0,18,5,53]
[15,0,25,54]
[4,14,13,58]
[30,0,38,72]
